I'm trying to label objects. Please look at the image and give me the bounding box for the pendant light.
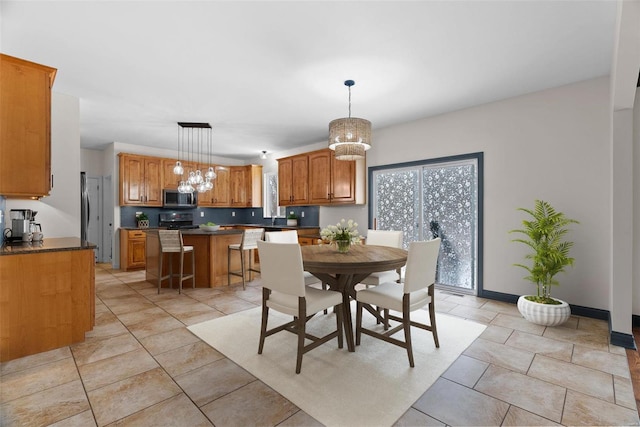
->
[328,80,371,160]
[174,122,215,193]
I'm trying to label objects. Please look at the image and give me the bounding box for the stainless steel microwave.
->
[163,189,197,208]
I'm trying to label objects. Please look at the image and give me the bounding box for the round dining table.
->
[301,243,408,352]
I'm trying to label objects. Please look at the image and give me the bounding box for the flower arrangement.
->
[320,219,361,244]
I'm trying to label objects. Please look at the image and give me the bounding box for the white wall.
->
[633,88,640,316]
[7,92,81,238]
[319,77,612,311]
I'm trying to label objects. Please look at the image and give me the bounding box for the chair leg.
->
[240,249,246,290]
[403,310,414,368]
[336,303,344,349]
[322,282,328,315]
[227,247,231,286]
[355,302,362,346]
[430,300,439,348]
[258,289,269,354]
[157,251,163,294]
[248,249,252,282]
[168,253,173,290]
[191,250,196,289]
[178,252,184,294]
[402,297,415,367]
[295,312,306,374]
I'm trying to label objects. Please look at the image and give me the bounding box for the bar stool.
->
[158,230,195,294]
[228,228,264,289]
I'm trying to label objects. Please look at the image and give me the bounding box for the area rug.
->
[188,305,485,427]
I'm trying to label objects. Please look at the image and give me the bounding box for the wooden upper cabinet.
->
[308,150,332,205]
[329,150,357,204]
[162,159,197,189]
[0,54,57,198]
[119,152,261,208]
[308,149,356,205]
[119,153,162,206]
[230,165,263,207]
[230,166,247,207]
[199,165,230,207]
[278,154,309,206]
[248,165,263,207]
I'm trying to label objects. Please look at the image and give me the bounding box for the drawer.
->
[128,230,147,239]
[298,237,319,246]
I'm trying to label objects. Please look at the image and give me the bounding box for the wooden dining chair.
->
[265,230,329,314]
[157,230,195,294]
[359,230,404,287]
[256,240,344,374]
[264,230,322,287]
[228,228,264,289]
[355,238,441,367]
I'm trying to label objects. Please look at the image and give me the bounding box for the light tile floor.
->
[1,264,639,426]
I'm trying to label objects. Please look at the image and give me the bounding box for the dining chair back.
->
[256,240,344,373]
[264,230,298,243]
[157,230,195,294]
[265,230,322,288]
[355,238,441,367]
[365,229,403,248]
[228,228,264,289]
[360,229,404,286]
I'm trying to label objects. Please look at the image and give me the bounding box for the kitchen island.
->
[0,238,96,362]
[145,225,321,288]
[146,228,245,288]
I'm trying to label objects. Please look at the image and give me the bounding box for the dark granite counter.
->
[145,229,242,236]
[1,237,96,255]
[235,223,320,230]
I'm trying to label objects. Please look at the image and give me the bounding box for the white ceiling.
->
[1,1,617,160]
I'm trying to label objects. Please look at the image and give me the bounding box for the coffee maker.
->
[7,209,36,242]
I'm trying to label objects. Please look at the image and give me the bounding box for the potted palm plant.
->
[510,200,579,326]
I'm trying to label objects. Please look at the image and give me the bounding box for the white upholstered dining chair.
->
[256,240,344,374]
[264,230,322,287]
[359,229,404,287]
[157,230,195,294]
[355,238,441,367]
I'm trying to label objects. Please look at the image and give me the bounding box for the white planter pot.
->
[287,219,297,226]
[517,295,571,326]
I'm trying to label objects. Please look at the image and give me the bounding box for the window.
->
[369,153,483,294]
[263,172,285,218]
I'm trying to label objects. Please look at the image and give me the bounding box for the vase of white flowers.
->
[320,219,361,253]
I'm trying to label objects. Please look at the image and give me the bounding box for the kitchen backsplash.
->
[119,206,319,228]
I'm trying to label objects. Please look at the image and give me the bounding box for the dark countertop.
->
[172,229,242,236]
[145,229,243,236]
[237,224,320,230]
[121,224,320,231]
[1,237,97,255]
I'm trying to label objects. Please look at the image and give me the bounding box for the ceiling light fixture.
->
[328,80,371,161]
[260,150,267,160]
[174,122,216,194]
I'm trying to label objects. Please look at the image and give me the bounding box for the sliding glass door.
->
[370,153,482,294]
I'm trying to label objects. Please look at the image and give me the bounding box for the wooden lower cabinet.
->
[120,229,147,271]
[0,248,95,362]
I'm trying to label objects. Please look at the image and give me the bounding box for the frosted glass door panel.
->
[423,161,477,291]
[372,168,420,246]
[372,157,479,293]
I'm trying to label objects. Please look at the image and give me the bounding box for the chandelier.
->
[174,122,216,193]
[328,80,371,161]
